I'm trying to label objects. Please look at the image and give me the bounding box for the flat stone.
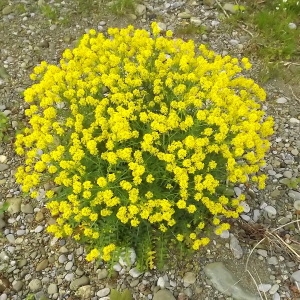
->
[203,262,259,300]
[288,190,300,200]
[157,276,166,288]
[75,285,92,299]
[223,3,236,14]
[230,234,243,259]
[12,280,23,292]
[29,279,42,292]
[47,283,58,294]
[70,276,89,290]
[6,233,15,244]
[135,4,146,16]
[178,11,191,19]
[268,256,278,265]
[240,201,250,213]
[36,259,48,271]
[290,117,300,124]
[96,269,108,280]
[65,261,73,271]
[153,289,176,300]
[119,248,136,267]
[291,270,300,282]
[0,164,9,172]
[97,287,110,297]
[294,200,300,210]
[264,206,276,218]
[6,198,22,214]
[269,284,279,294]
[276,97,287,104]
[190,17,202,26]
[270,190,281,198]
[258,283,271,292]
[129,267,143,278]
[283,170,293,178]
[183,272,196,286]
[2,5,13,15]
[257,249,268,257]
[21,203,34,214]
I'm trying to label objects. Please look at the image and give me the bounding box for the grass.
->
[109,0,136,15]
[222,0,300,83]
[175,23,207,36]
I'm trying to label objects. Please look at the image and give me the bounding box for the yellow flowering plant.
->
[15,22,274,269]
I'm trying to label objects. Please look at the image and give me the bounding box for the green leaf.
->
[120,289,133,300]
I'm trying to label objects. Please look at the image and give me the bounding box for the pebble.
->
[97,287,110,297]
[240,201,250,213]
[177,11,191,19]
[58,254,67,263]
[96,269,108,280]
[36,259,49,271]
[135,4,146,16]
[76,285,92,299]
[190,17,202,26]
[48,283,58,294]
[294,200,300,210]
[283,170,293,178]
[129,267,143,278]
[269,284,280,294]
[264,206,277,218]
[257,249,268,257]
[6,233,15,244]
[223,3,236,14]
[34,225,44,233]
[28,278,42,292]
[204,262,257,300]
[183,272,196,286]
[119,248,136,267]
[276,97,287,104]
[258,283,271,292]
[229,234,243,259]
[289,22,297,29]
[70,276,89,290]
[157,276,166,288]
[288,190,300,200]
[290,117,300,124]
[272,293,280,300]
[65,261,73,271]
[268,256,278,265]
[0,163,9,172]
[291,270,300,282]
[7,197,22,214]
[12,280,23,292]
[21,203,34,214]
[153,289,176,300]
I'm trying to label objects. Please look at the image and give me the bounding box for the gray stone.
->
[270,190,281,198]
[47,283,58,294]
[269,284,279,295]
[264,206,276,218]
[0,66,9,80]
[258,283,271,292]
[6,198,22,214]
[135,4,146,16]
[29,278,42,292]
[129,267,143,278]
[21,203,34,214]
[289,23,297,29]
[75,285,92,299]
[294,200,300,210]
[97,269,108,280]
[276,97,287,104]
[203,262,259,300]
[290,117,300,124]
[36,259,49,271]
[190,17,202,26]
[119,248,136,267]
[203,0,215,7]
[0,164,9,172]
[157,276,166,288]
[289,190,300,200]
[272,293,280,300]
[223,3,236,14]
[12,280,23,292]
[230,234,243,259]
[178,11,191,19]
[65,261,73,271]
[257,249,267,257]
[0,293,8,300]
[70,276,89,290]
[96,287,110,297]
[183,272,196,286]
[291,270,300,282]
[268,256,278,265]
[6,233,15,244]
[58,254,67,263]
[153,289,176,300]
[283,170,293,178]
[157,22,167,32]
[2,5,13,15]
[130,279,139,287]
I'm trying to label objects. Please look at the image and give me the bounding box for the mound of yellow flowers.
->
[15,23,274,269]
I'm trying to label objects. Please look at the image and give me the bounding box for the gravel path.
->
[1,0,300,299]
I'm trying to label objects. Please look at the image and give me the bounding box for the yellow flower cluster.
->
[15,23,273,268]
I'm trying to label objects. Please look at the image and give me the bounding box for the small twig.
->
[280,61,300,67]
[237,22,253,37]
[289,85,300,103]
[215,0,230,18]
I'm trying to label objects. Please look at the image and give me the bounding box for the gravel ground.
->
[1,0,300,299]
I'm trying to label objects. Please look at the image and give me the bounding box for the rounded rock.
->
[48,283,58,294]
[29,278,42,292]
[96,287,110,297]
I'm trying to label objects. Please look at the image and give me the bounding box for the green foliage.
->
[110,288,133,300]
[0,112,8,142]
[39,4,59,21]
[110,0,136,15]
[285,177,300,189]
[175,23,207,35]
[0,202,9,214]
